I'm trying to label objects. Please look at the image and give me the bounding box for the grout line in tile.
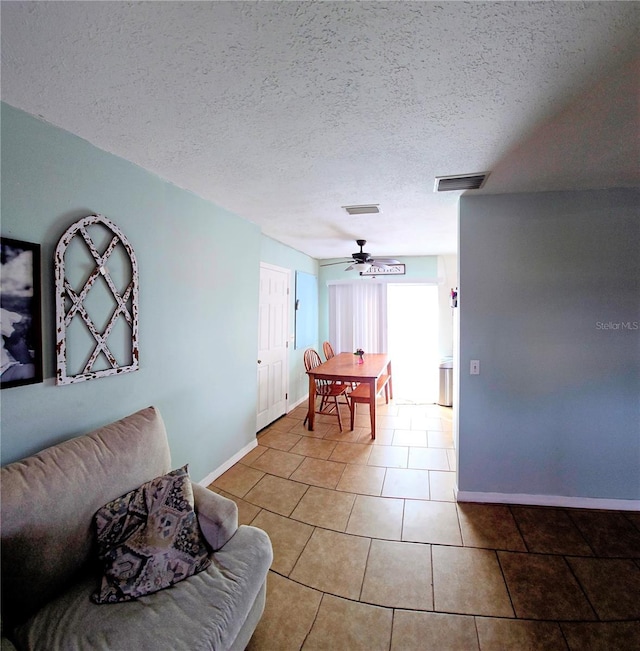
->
[508,505,531,554]
[287,525,318,579]
[562,555,599,622]
[299,586,325,650]
[454,497,464,546]
[483,547,596,561]
[558,622,572,651]
[335,457,349,488]
[291,481,311,516]
[344,489,360,533]
[247,507,263,527]
[495,549,518,620]
[289,527,315,579]
[399,497,406,545]
[472,615,481,651]
[429,543,435,616]
[564,508,598,558]
[357,537,373,603]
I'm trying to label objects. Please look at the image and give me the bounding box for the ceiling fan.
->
[321,240,400,272]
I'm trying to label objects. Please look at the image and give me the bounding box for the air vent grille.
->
[343,204,380,215]
[434,173,489,192]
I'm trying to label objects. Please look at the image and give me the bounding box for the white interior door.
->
[256,263,289,431]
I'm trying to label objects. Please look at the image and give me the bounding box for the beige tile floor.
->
[210,401,640,651]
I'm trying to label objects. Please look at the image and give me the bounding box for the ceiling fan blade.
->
[324,240,399,273]
[371,258,401,265]
[320,260,353,267]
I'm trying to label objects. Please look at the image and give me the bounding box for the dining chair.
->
[323,340,357,391]
[322,341,335,361]
[303,348,349,431]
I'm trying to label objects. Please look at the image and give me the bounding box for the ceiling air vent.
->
[434,172,489,192]
[342,204,380,215]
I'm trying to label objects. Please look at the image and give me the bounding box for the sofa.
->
[1,406,273,650]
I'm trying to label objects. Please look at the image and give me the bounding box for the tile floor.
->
[209,401,640,650]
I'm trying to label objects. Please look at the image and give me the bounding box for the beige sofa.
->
[1,406,273,650]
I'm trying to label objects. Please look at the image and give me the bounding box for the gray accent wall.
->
[458,189,640,502]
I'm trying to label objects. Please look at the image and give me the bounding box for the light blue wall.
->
[260,235,318,407]
[458,189,640,502]
[0,104,311,480]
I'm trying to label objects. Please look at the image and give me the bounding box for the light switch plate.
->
[470,360,480,375]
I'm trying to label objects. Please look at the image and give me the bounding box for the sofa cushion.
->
[13,526,273,651]
[93,466,211,604]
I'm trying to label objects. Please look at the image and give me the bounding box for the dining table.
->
[306,352,393,439]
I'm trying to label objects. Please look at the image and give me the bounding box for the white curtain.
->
[328,283,388,354]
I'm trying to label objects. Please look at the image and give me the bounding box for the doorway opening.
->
[387,284,439,404]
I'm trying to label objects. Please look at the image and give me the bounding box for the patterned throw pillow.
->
[92,465,211,604]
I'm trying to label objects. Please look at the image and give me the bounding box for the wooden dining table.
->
[306,352,393,439]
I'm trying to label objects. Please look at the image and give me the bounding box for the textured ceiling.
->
[1,1,638,260]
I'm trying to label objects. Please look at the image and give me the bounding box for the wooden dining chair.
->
[322,341,335,361]
[303,348,349,431]
[323,340,357,390]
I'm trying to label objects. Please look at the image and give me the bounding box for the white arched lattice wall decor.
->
[55,215,139,385]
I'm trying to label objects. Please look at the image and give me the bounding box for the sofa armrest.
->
[192,483,239,551]
[1,637,18,651]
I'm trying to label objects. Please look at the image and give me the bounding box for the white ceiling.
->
[1,1,638,260]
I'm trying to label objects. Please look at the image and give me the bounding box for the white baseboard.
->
[198,438,258,487]
[198,397,308,487]
[455,488,640,512]
[288,394,309,411]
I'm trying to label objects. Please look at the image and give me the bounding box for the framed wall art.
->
[1,237,43,389]
[55,214,139,385]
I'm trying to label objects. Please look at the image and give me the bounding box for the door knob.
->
[257,360,262,364]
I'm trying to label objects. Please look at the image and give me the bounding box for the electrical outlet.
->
[470,360,480,375]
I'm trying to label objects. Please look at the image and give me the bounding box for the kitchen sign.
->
[361,264,406,276]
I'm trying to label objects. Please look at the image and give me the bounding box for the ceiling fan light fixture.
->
[342,204,380,216]
[351,261,371,272]
[434,172,489,192]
